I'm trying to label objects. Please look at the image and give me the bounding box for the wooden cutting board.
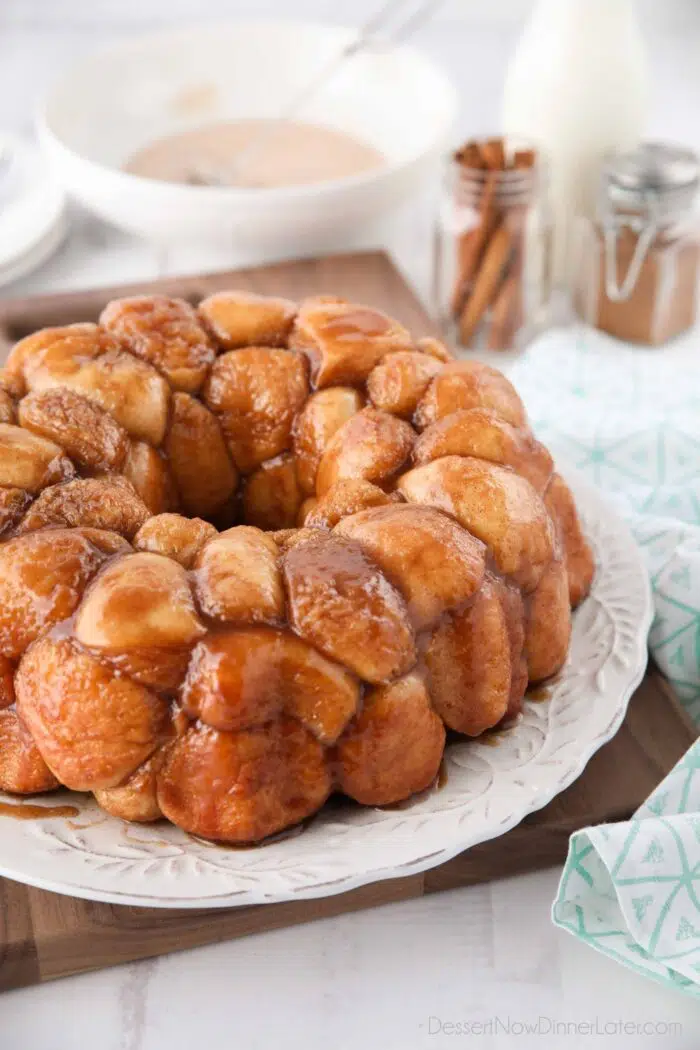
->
[0,252,695,992]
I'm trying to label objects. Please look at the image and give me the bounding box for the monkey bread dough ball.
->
[16,634,169,791]
[335,674,445,805]
[157,717,332,843]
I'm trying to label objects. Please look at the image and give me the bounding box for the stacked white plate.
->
[0,132,67,289]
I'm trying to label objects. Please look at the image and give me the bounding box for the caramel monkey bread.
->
[0,291,594,843]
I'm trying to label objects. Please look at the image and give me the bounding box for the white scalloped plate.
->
[0,468,652,907]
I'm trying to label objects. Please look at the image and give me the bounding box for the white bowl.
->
[39,20,457,259]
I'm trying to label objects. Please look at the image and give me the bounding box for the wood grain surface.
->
[0,252,693,992]
[0,251,435,349]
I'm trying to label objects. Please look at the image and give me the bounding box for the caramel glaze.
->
[0,800,79,820]
[0,512,529,824]
[0,585,548,832]
[41,531,517,758]
[0,296,585,844]
[480,683,554,747]
[526,684,553,703]
[320,309,392,341]
[14,551,532,824]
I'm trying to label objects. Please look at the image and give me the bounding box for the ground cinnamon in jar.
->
[577,143,700,345]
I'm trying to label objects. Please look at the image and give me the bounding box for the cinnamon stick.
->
[458,223,512,346]
[479,138,506,170]
[512,147,536,170]
[485,203,528,349]
[454,141,485,169]
[487,273,522,350]
[450,170,500,317]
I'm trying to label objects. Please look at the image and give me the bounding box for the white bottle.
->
[501,0,648,292]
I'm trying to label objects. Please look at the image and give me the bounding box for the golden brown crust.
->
[0,290,592,843]
[315,407,414,496]
[426,576,512,735]
[204,346,309,473]
[198,290,297,350]
[16,634,169,791]
[0,423,75,493]
[414,336,454,363]
[367,351,442,419]
[544,474,595,607]
[242,454,303,531]
[157,717,332,843]
[100,295,216,394]
[494,577,528,722]
[74,552,206,692]
[123,440,176,515]
[290,300,413,388]
[133,514,217,569]
[293,386,363,495]
[194,526,284,625]
[182,625,359,742]
[0,390,16,424]
[413,408,553,493]
[283,531,416,683]
[72,527,133,556]
[164,392,238,518]
[0,529,112,659]
[5,323,114,398]
[525,556,572,681]
[18,388,129,473]
[398,456,555,591]
[304,479,400,530]
[414,360,527,430]
[335,674,445,805]
[268,526,324,553]
[16,477,151,538]
[94,749,165,822]
[0,487,32,537]
[335,504,486,631]
[7,324,171,446]
[0,655,15,709]
[0,708,59,794]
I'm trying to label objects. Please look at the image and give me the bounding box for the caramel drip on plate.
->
[526,685,553,703]
[0,801,80,820]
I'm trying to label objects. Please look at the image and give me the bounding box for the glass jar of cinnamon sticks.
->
[435,138,551,352]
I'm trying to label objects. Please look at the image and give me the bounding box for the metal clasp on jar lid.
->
[600,141,700,302]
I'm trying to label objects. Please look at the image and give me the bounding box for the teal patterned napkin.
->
[552,750,700,998]
[509,328,700,994]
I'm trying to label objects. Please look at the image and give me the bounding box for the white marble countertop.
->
[2,2,700,1046]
